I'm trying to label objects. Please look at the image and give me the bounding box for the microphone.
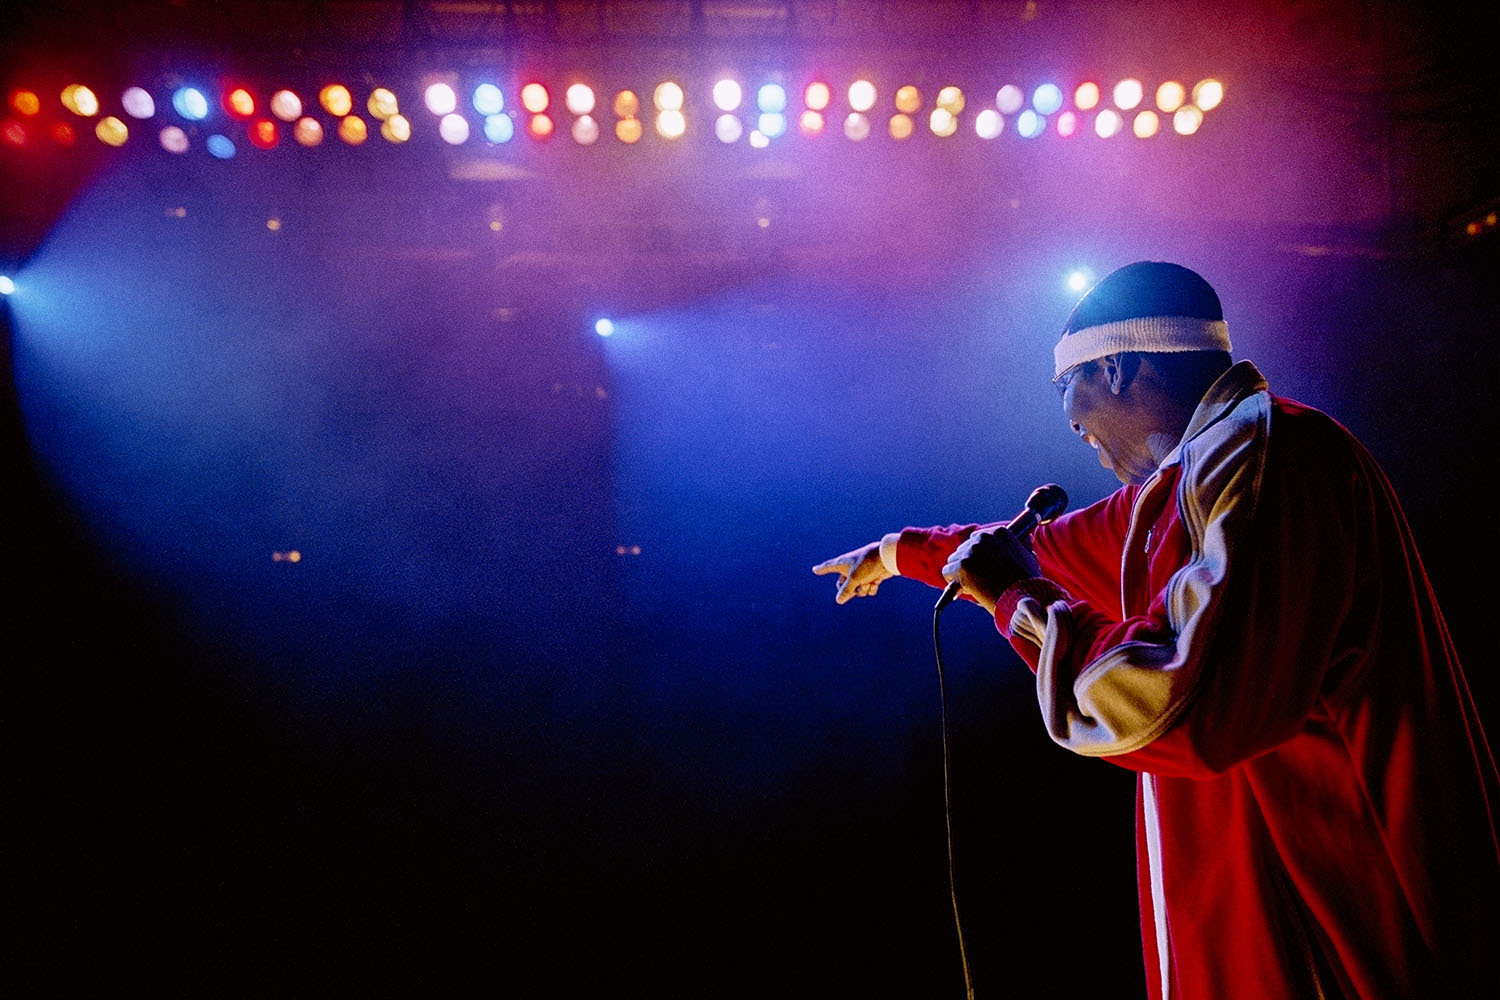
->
[935,483,1068,612]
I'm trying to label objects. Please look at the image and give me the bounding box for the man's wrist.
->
[878,532,903,576]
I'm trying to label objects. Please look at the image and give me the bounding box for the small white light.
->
[0,275,15,295]
[595,318,615,337]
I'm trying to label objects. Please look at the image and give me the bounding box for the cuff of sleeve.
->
[879,532,903,576]
[994,577,1073,637]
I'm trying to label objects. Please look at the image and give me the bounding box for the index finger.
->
[811,557,849,576]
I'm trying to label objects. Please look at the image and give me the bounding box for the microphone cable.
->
[934,604,977,1000]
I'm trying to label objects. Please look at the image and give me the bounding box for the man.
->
[813,262,1498,998]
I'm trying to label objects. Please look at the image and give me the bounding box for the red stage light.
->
[224,87,256,117]
[2,120,27,146]
[52,121,76,146]
[521,83,550,114]
[11,89,41,116]
[249,119,279,149]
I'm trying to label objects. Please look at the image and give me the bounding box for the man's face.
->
[1056,359,1150,485]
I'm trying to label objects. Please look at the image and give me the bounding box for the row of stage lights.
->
[3,74,1224,158]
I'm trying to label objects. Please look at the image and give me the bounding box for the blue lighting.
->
[1033,83,1064,116]
[484,114,515,144]
[1017,110,1044,138]
[757,83,787,114]
[1066,268,1095,293]
[206,134,237,159]
[473,84,504,115]
[595,318,615,337]
[172,87,209,121]
[0,275,14,295]
[758,112,787,139]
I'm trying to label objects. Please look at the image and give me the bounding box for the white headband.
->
[1053,316,1231,379]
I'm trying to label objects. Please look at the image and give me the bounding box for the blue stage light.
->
[0,275,14,295]
[172,87,209,121]
[206,133,236,158]
[595,318,615,337]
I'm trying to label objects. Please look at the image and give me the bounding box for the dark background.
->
[4,2,1496,996]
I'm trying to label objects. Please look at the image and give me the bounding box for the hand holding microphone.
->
[937,484,1067,613]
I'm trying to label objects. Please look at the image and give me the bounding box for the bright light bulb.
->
[565,84,596,116]
[426,83,458,116]
[713,79,742,112]
[848,80,876,113]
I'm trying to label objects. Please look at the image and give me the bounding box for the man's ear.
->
[1103,352,1140,395]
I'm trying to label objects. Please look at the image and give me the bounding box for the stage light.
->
[513,83,544,114]
[614,90,639,118]
[889,113,913,140]
[337,116,367,145]
[159,125,189,152]
[270,89,302,121]
[799,110,824,135]
[1156,81,1186,113]
[748,130,769,148]
[52,122,75,146]
[713,79,742,112]
[617,118,642,143]
[758,113,786,138]
[974,108,1002,139]
[1193,79,1224,112]
[0,276,14,295]
[565,84,595,116]
[122,87,155,119]
[895,85,921,114]
[320,84,353,116]
[804,81,830,111]
[656,109,686,139]
[1057,111,1078,137]
[1113,79,1144,110]
[249,118,279,149]
[483,113,514,143]
[996,84,1024,114]
[848,79,876,113]
[1066,268,1094,292]
[473,84,504,115]
[572,115,599,145]
[1017,110,1043,138]
[368,87,399,119]
[425,83,457,116]
[1074,82,1100,111]
[225,87,255,117]
[936,86,964,114]
[293,116,324,146]
[61,84,99,116]
[1133,110,1160,138]
[757,83,787,114]
[173,87,209,120]
[380,114,411,143]
[595,318,615,337]
[10,90,41,116]
[206,133,236,158]
[1,121,25,147]
[1173,106,1203,135]
[1095,109,1123,138]
[716,114,742,143]
[439,113,470,144]
[1033,83,1062,115]
[929,108,957,137]
[528,113,554,139]
[844,112,870,141]
[653,81,684,112]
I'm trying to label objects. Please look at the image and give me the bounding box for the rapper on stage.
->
[813,262,1499,998]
